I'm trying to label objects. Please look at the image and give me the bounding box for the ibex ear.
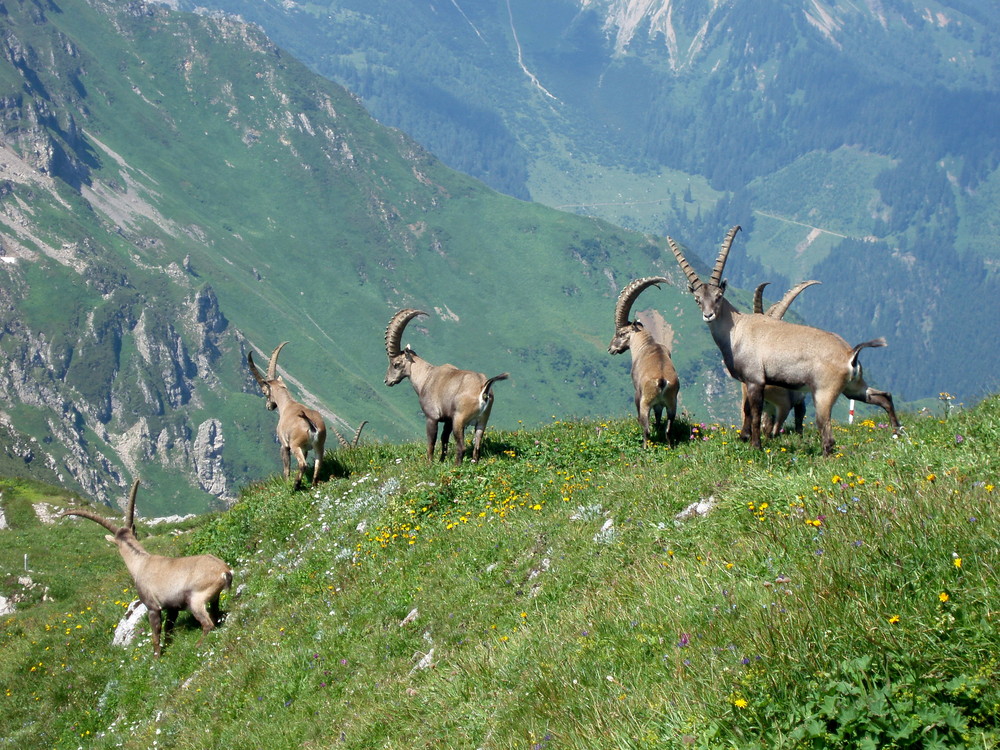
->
[687,283,697,293]
[720,279,728,292]
[104,534,115,543]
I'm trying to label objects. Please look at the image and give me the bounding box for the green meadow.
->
[1,395,998,748]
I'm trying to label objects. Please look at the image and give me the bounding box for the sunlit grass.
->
[1,397,998,748]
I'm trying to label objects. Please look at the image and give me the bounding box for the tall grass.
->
[1,398,998,748]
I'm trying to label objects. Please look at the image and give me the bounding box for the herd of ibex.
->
[56,223,900,656]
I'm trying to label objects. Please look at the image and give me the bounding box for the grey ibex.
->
[60,480,233,658]
[384,309,508,464]
[608,276,680,447]
[742,280,821,437]
[669,226,900,456]
[248,342,327,489]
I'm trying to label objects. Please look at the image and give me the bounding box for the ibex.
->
[60,480,233,658]
[384,309,509,464]
[608,276,680,447]
[248,342,327,489]
[669,226,900,456]
[742,280,821,437]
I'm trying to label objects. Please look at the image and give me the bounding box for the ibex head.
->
[608,276,670,355]
[384,309,427,386]
[668,225,741,323]
[247,342,288,410]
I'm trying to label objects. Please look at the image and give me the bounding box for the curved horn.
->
[385,309,428,357]
[60,507,121,535]
[267,341,289,380]
[667,237,702,291]
[709,225,741,287]
[615,276,670,329]
[247,350,267,388]
[753,282,770,314]
[766,280,821,319]
[125,478,139,530]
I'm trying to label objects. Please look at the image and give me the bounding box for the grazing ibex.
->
[384,309,508,464]
[60,480,233,658]
[742,280,821,437]
[608,276,680,447]
[248,342,327,489]
[669,226,900,456]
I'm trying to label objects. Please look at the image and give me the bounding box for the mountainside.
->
[189,0,1000,403]
[0,0,740,514]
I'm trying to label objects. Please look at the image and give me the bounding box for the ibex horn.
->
[753,282,771,314]
[615,277,670,329]
[125,478,139,531]
[667,237,702,292]
[765,280,821,319]
[385,309,427,357]
[247,350,267,388]
[709,225,741,287]
[266,342,289,380]
[59,507,121,534]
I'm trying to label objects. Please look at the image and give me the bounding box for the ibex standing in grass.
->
[608,277,680,447]
[60,480,232,658]
[384,309,508,465]
[669,226,900,456]
[742,280,821,437]
[248,342,327,490]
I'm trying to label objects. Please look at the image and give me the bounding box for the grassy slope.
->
[2,395,998,748]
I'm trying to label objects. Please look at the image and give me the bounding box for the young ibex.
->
[384,309,509,464]
[60,480,233,658]
[742,280,821,437]
[248,342,327,490]
[608,276,680,447]
[669,226,900,456]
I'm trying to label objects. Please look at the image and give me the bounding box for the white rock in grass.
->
[411,648,435,673]
[675,495,717,521]
[399,607,419,627]
[112,600,148,647]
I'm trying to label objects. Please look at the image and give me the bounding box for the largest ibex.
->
[608,276,680,447]
[248,342,327,490]
[669,226,900,456]
[60,480,233,658]
[384,309,508,465]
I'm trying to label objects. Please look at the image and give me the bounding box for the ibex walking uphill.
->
[60,480,233,658]
[608,277,680,448]
[384,309,508,465]
[248,342,327,490]
[669,226,901,456]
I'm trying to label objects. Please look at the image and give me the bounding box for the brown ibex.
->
[608,276,680,447]
[248,342,327,489]
[60,480,233,658]
[742,280,821,437]
[669,226,900,456]
[384,309,508,464]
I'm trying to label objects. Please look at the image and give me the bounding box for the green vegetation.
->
[2,395,998,748]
